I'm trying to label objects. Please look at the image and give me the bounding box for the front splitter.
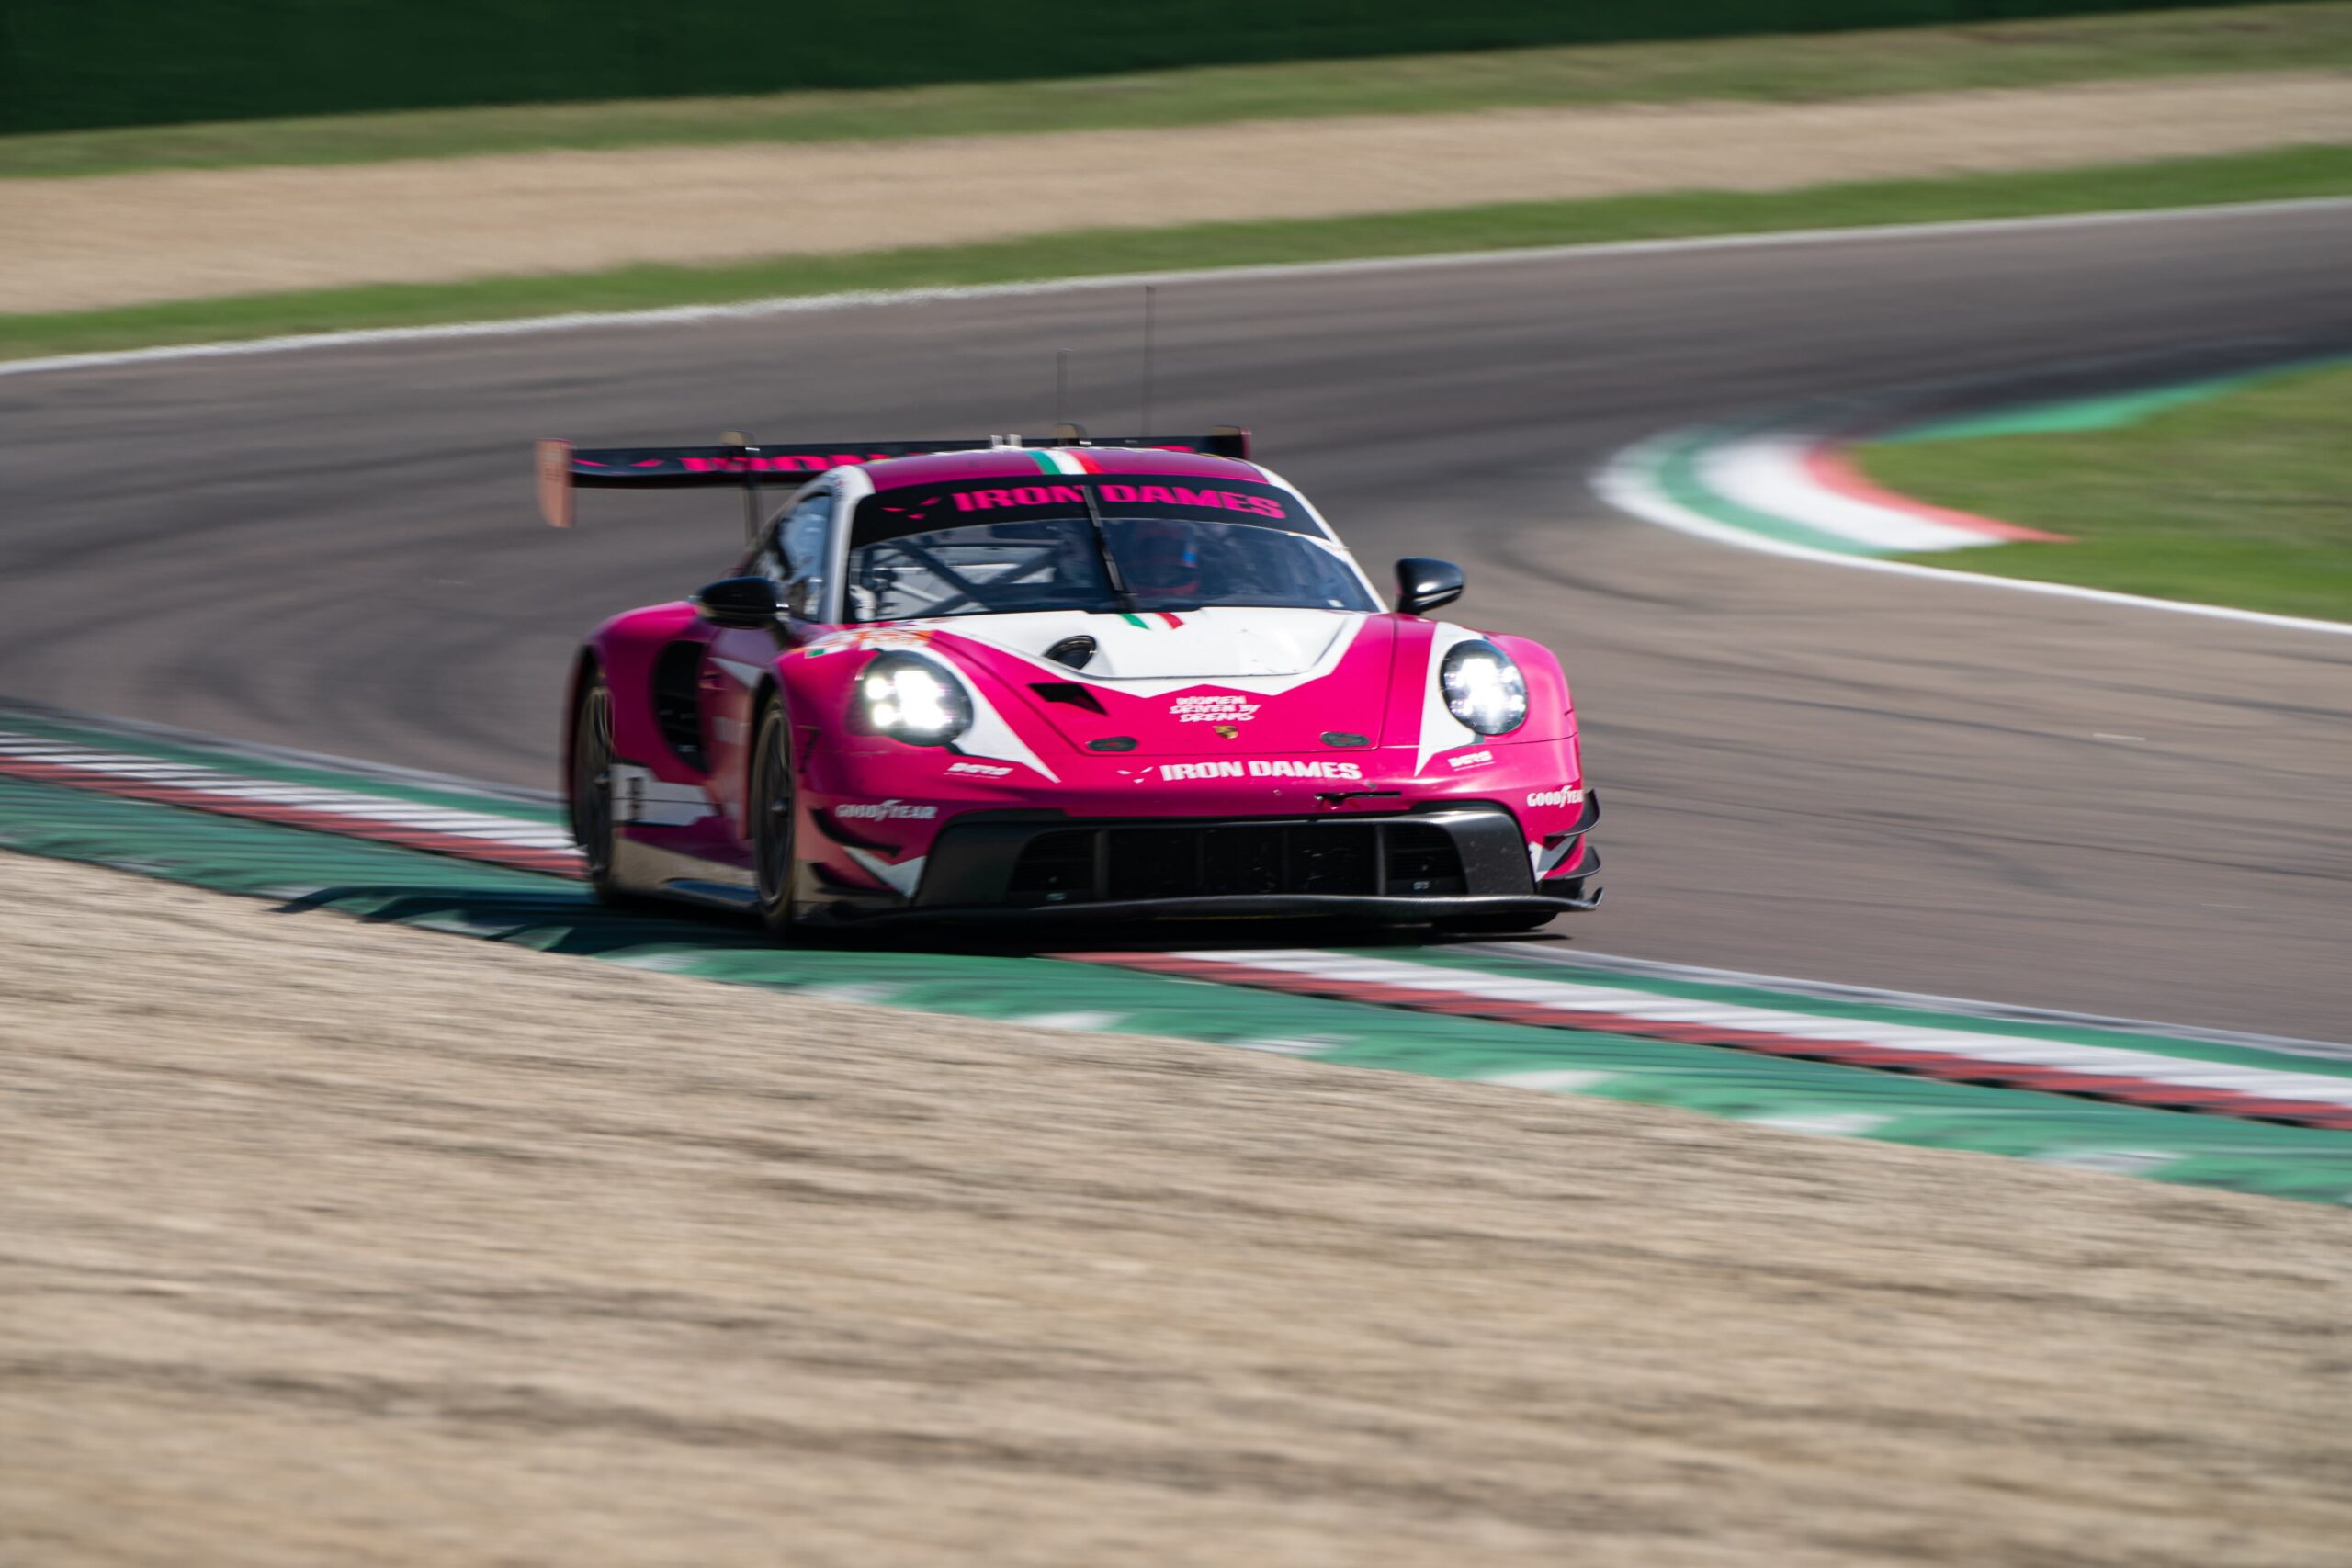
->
[808,889,1600,928]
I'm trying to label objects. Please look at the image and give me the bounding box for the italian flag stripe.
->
[1022,448,1102,476]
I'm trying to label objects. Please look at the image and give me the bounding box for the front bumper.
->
[810,801,1599,926]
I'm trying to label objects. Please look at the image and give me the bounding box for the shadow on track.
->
[269,883,1574,960]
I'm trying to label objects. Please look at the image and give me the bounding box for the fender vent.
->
[1045,634,1097,670]
[651,642,707,771]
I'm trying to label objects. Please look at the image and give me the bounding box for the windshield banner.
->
[857,477,1308,548]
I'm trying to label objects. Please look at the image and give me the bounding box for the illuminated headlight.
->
[1441,641,1528,735]
[860,653,972,746]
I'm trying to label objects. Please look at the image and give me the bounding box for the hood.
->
[925,609,1400,757]
[938,607,1362,682]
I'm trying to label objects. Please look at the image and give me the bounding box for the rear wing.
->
[535,425,1250,532]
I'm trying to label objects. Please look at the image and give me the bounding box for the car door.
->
[701,485,835,842]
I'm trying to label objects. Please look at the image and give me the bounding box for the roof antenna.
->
[1055,348,1069,432]
[1139,285,1157,436]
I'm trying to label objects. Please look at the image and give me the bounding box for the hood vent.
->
[1031,682,1108,716]
[1032,682,1107,715]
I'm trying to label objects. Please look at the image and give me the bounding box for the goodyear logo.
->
[836,799,940,821]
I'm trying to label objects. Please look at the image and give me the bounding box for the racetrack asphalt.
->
[1,201,2346,1038]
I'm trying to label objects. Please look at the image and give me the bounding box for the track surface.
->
[2,204,2347,1035]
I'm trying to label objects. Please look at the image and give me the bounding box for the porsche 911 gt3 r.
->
[543,427,1600,932]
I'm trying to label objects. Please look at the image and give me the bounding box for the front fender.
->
[1489,631,1578,750]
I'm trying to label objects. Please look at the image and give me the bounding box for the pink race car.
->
[542,427,1600,933]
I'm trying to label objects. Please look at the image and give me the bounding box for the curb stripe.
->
[1799,444,2065,544]
[1462,940,2352,1063]
[1064,950,2352,1131]
[1651,427,1871,556]
[17,712,2352,1139]
[1703,431,1995,554]
[1593,434,2352,637]
[0,736,581,877]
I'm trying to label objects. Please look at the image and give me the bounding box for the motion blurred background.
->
[4,0,2323,130]
[2,5,2346,1565]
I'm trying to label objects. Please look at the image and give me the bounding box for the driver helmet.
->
[1125,520,1203,597]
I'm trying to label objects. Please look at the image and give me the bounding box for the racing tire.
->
[569,669,632,906]
[749,694,802,935]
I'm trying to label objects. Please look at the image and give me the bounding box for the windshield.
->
[844,479,1375,622]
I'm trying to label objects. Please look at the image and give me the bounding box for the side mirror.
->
[1396,558,1464,616]
[693,575,781,629]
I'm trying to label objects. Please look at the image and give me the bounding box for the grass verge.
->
[4,4,2347,179]
[4,145,2347,367]
[1866,361,2352,623]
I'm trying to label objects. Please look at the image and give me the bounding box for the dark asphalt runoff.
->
[2,204,2347,1037]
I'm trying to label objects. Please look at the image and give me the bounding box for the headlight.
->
[859,653,972,746]
[1441,641,1528,735]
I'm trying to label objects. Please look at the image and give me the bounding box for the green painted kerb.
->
[5,760,2350,1206]
[1877,355,2352,446]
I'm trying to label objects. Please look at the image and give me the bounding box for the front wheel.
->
[749,694,800,935]
[569,669,630,905]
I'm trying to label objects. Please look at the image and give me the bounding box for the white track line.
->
[1182,950,2352,1109]
[0,735,573,850]
[1592,433,2352,637]
[1467,942,2352,1061]
[0,697,561,807]
[4,197,2346,381]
